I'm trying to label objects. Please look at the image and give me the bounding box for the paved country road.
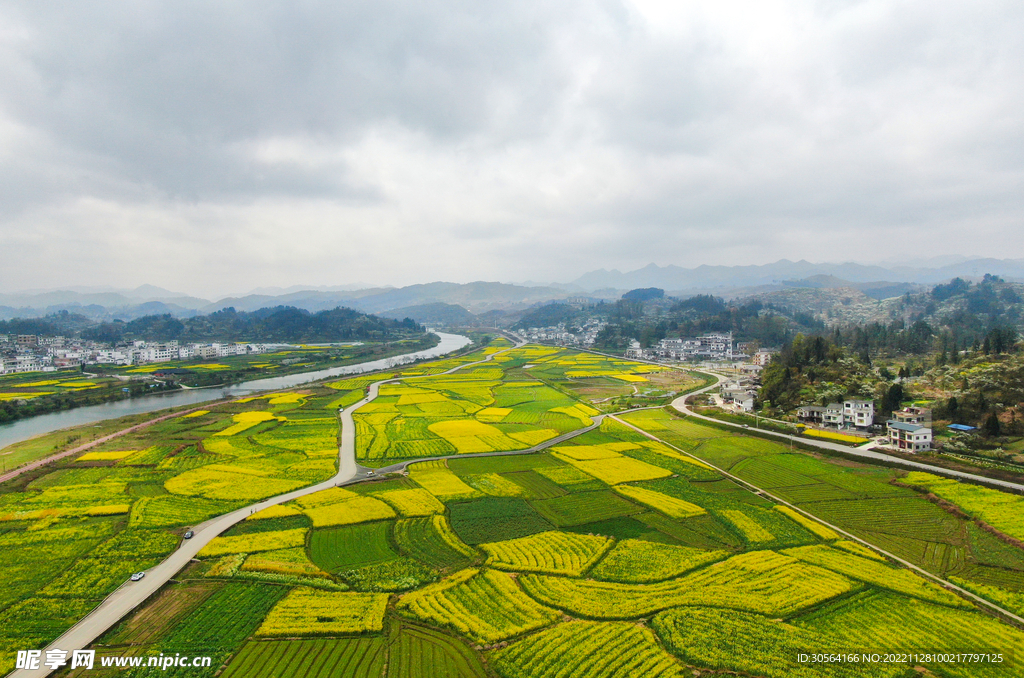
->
[8,336,534,678]
[672,371,1024,495]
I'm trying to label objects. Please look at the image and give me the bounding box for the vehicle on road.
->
[183,530,194,539]
[130,572,145,582]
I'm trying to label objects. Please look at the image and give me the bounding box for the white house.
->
[844,400,875,429]
[887,421,932,452]
[823,403,844,427]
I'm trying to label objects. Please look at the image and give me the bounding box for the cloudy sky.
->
[1,0,1022,296]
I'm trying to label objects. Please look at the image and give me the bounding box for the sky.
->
[1,0,1022,297]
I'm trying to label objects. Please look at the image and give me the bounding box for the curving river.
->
[0,332,471,452]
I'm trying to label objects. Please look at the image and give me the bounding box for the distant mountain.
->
[378,303,477,327]
[0,289,212,321]
[571,258,1024,293]
[243,283,384,296]
[5,257,1024,325]
[346,282,567,314]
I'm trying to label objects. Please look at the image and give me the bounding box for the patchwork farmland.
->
[3,338,1024,678]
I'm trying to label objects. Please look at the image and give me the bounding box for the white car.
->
[130,572,145,582]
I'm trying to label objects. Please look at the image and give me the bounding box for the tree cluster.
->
[80,306,424,344]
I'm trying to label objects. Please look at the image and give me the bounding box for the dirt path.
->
[0,403,230,486]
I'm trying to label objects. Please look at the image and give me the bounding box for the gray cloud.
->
[0,0,1022,295]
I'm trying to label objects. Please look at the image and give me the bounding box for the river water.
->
[0,332,471,452]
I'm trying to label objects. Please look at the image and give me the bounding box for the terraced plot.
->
[221,637,386,678]
[256,588,388,636]
[309,522,399,573]
[393,516,478,571]
[531,490,641,527]
[449,497,553,544]
[591,539,730,583]
[521,550,856,619]
[481,530,611,575]
[386,623,489,678]
[397,568,560,644]
[494,621,685,678]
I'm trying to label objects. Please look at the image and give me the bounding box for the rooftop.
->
[887,421,927,432]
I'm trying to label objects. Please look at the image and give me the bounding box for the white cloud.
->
[0,0,1022,294]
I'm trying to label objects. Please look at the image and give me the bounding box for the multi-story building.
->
[814,399,874,430]
[651,332,734,361]
[891,406,931,427]
[823,403,845,427]
[887,421,932,452]
[796,405,826,424]
[844,400,875,429]
[195,345,219,359]
[751,349,774,366]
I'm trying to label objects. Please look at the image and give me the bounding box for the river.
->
[0,332,471,452]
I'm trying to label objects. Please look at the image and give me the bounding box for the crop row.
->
[520,550,856,619]
[397,568,559,644]
[481,530,611,576]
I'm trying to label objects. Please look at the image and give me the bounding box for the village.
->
[520,323,940,454]
[0,333,270,375]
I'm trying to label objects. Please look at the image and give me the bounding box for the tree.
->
[984,413,1001,437]
[880,383,904,417]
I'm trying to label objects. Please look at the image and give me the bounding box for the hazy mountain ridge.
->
[3,258,1022,323]
[571,258,1024,292]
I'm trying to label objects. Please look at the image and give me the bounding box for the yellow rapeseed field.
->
[409,461,482,502]
[86,504,131,516]
[614,485,706,519]
[775,506,840,540]
[241,547,328,577]
[465,473,528,497]
[553,453,672,485]
[165,467,305,501]
[550,444,627,461]
[508,429,560,446]
[720,510,775,543]
[397,568,559,644]
[77,450,136,461]
[476,407,512,422]
[215,411,283,437]
[247,504,303,520]
[521,550,855,619]
[801,429,867,444]
[256,588,388,637]
[294,487,397,527]
[376,488,446,516]
[198,527,307,557]
[481,531,612,576]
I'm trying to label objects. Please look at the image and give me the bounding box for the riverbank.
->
[0,332,471,474]
[0,335,440,428]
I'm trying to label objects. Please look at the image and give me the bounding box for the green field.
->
[6,343,1024,678]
